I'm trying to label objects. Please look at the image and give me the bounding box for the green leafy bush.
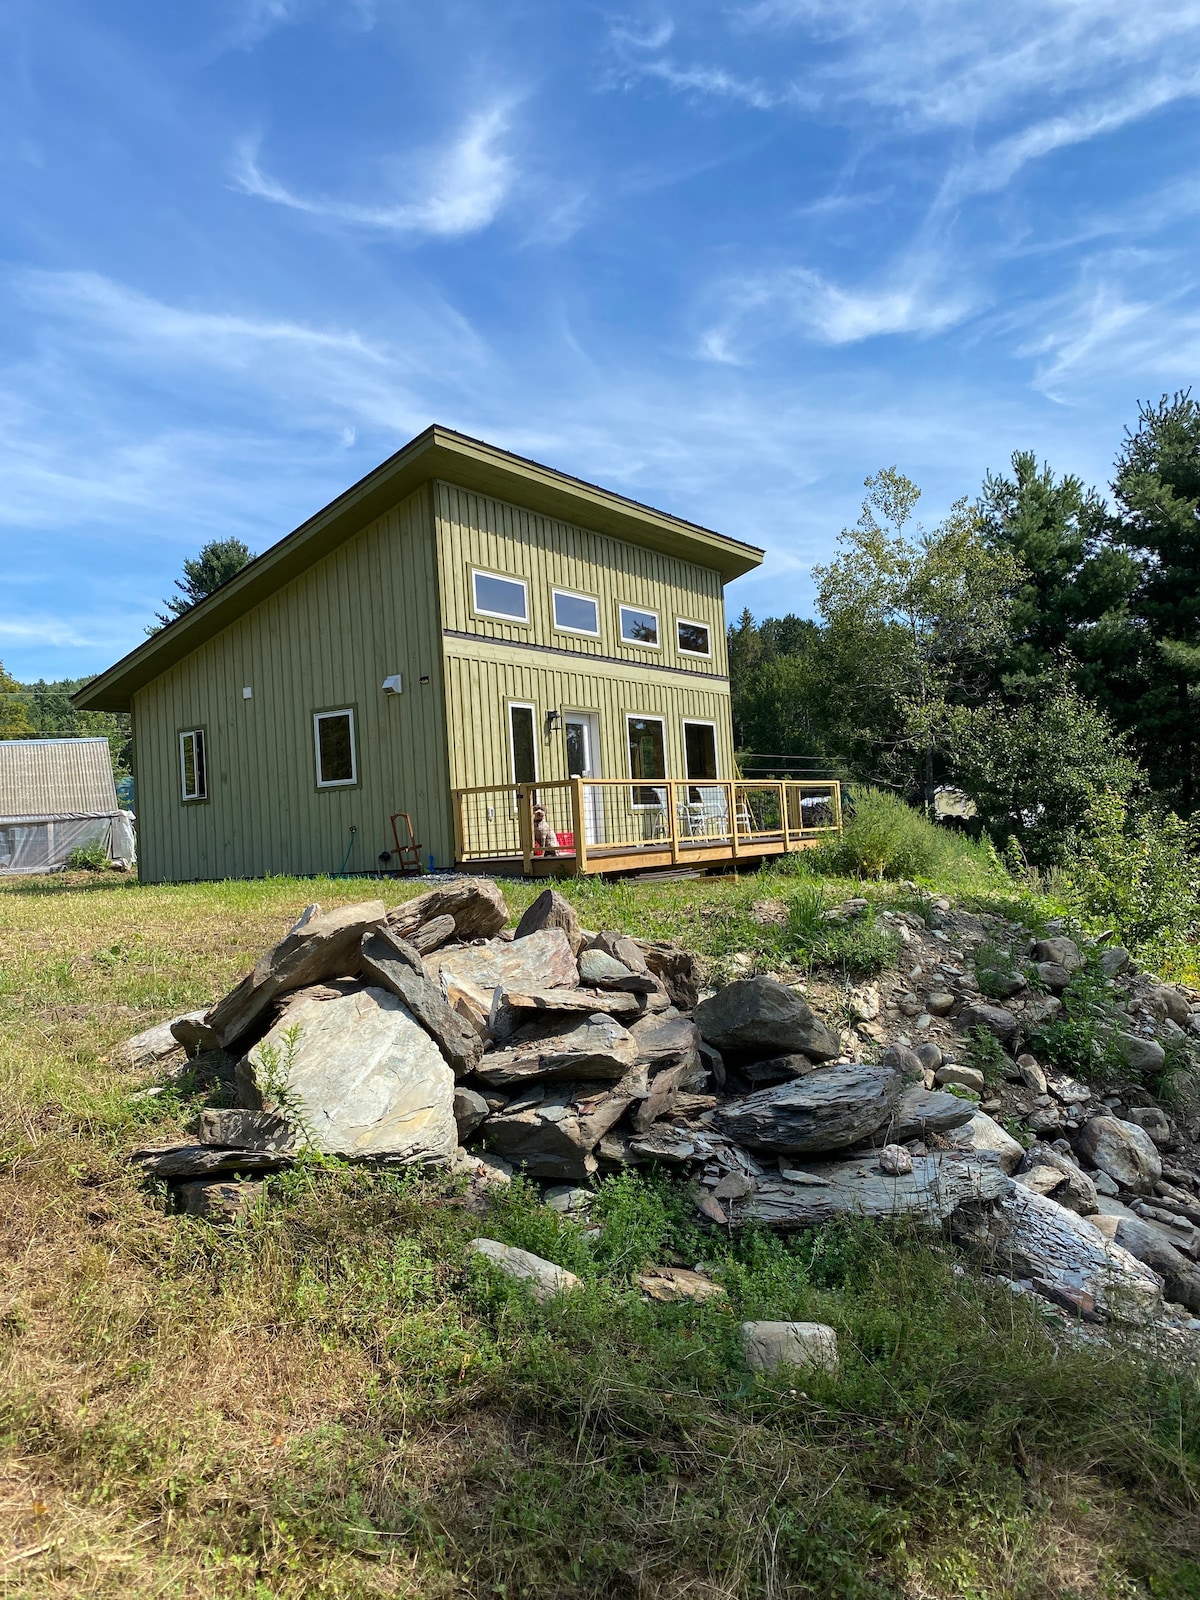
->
[65,838,111,871]
[811,785,994,884]
[1029,959,1128,1088]
[1064,792,1200,973]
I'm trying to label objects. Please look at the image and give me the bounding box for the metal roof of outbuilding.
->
[0,737,119,819]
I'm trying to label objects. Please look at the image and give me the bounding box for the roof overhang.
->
[75,425,764,712]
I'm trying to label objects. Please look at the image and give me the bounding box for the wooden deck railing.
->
[453,778,842,874]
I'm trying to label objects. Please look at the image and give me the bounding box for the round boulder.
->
[1075,1115,1162,1193]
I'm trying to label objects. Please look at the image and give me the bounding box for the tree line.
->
[730,390,1200,868]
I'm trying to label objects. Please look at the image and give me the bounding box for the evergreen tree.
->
[152,538,254,630]
[979,450,1139,706]
[1111,391,1200,811]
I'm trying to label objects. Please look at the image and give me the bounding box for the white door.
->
[564,713,603,845]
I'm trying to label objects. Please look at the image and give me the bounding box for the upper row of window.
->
[471,569,712,658]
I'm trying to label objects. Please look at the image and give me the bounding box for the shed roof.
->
[0,737,119,819]
[74,425,765,712]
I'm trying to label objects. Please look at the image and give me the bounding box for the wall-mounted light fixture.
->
[381,674,403,695]
[544,709,562,735]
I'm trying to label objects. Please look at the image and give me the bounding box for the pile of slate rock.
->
[121,879,1200,1338]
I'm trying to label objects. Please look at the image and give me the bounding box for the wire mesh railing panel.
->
[455,787,523,859]
[790,782,840,834]
[527,783,576,855]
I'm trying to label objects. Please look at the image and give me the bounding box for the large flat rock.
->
[712,1063,902,1154]
[205,901,387,1049]
[733,1154,1008,1229]
[242,986,456,1164]
[389,878,508,943]
[436,928,578,1001]
[971,1183,1163,1319]
[360,926,484,1078]
[629,1012,701,1070]
[474,1015,640,1087]
[888,1085,976,1140]
[481,1087,599,1182]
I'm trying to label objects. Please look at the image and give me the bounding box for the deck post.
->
[452,790,466,864]
[570,778,588,874]
[517,786,534,876]
[832,781,843,836]
[729,781,740,862]
[668,779,680,865]
[780,782,790,852]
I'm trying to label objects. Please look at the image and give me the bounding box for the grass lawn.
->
[1,866,1198,1598]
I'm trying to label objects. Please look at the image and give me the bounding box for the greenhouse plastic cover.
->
[0,810,136,875]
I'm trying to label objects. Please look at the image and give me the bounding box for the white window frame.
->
[676,617,713,658]
[179,728,207,803]
[313,707,358,789]
[618,603,661,649]
[472,568,529,623]
[625,712,668,809]
[507,700,538,786]
[551,587,601,638]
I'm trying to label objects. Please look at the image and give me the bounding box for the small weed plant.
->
[973,938,1025,999]
[250,1022,318,1148]
[964,1025,1009,1090]
[1065,792,1200,976]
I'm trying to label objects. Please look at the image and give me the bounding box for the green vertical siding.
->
[434,481,736,806]
[435,481,728,676]
[442,643,735,795]
[133,485,452,883]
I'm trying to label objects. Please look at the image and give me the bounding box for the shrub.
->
[1029,959,1128,1089]
[65,838,111,871]
[1064,792,1200,973]
[811,785,993,884]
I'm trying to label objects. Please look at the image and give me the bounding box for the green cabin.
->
[77,427,840,883]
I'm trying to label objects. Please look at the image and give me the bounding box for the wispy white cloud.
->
[609,16,675,51]
[1013,262,1200,399]
[637,1,1200,199]
[230,0,305,48]
[628,56,783,110]
[232,101,517,236]
[943,69,1200,199]
[701,255,975,358]
[737,1,1200,126]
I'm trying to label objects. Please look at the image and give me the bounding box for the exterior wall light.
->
[544,709,562,734]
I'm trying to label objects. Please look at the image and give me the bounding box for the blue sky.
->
[4,0,1200,681]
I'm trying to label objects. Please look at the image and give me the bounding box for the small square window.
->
[314,708,357,788]
[473,570,529,622]
[179,729,207,802]
[619,605,659,647]
[552,589,600,636]
[677,619,711,657]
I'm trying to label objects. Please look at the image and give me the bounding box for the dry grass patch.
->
[1,873,1198,1597]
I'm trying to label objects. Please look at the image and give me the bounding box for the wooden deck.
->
[452,777,841,877]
